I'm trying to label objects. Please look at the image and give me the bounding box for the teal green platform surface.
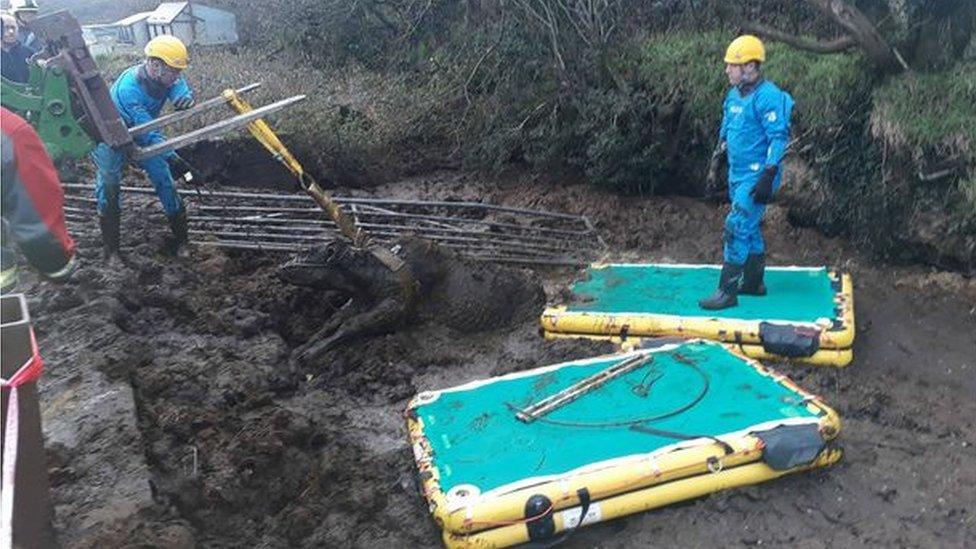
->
[567,265,838,322]
[412,341,820,495]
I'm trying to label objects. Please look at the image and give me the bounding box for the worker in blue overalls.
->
[700,35,794,310]
[92,35,196,262]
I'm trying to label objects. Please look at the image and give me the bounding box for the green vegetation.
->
[765,45,873,134]
[632,32,729,131]
[872,63,976,219]
[84,0,975,269]
[872,63,976,161]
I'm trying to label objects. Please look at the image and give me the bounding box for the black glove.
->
[172,96,195,111]
[750,166,778,204]
[705,141,727,194]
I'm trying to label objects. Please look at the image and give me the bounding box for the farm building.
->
[84,2,239,52]
[145,2,238,47]
[114,11,153,47]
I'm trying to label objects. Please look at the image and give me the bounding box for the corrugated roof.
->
[146,2,189,24]
[113,11,152,27]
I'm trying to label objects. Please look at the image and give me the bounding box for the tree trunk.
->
[806,0,904,72]
[740,21,856,53]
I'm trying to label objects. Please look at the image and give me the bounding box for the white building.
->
[145,2,239,47]
[114,12,153,47]
[90,2,239,52]
[82,24,123,57]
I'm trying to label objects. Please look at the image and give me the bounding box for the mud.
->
[17,170,976,547]
[280,236,545,365]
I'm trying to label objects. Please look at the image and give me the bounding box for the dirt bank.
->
[18,171,976,547]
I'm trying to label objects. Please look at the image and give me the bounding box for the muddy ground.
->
[16,170,976,548]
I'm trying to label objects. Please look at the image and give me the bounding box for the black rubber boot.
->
[698,263,743,310]
[740,253,767,296]
[167,208,190,257]
[98,206,121,260]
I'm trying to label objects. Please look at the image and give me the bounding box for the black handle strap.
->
[524,487,592,548]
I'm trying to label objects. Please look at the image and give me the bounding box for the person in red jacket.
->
[1,107,77,292]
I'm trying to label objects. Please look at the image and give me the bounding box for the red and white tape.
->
[0,330,44,549]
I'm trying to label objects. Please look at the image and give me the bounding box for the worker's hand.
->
[705,141,726,195]
[173,96,196,111]
[705,162,720,193]
[750,166,778,204]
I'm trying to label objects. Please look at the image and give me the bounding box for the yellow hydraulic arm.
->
[222,89,406,272]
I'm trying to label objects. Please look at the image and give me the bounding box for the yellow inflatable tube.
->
[406,347,842,539]
[541,332,854,368]
[442,449,843,548]
[541,273,854,350]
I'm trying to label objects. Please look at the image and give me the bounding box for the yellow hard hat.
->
[724,35,765,64]
[145,35,189,69]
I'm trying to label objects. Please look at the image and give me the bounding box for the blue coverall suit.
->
[719,79,793,265]
[92,65,194,218]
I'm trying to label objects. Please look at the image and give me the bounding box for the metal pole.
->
[190,216,597,251]
[132,95,307,161]
[188,224,584,255]
[190,230,572,265]
[66,184,585,220]
[196,238,584,266]
[129,83,262,136]
[185,206,597,239]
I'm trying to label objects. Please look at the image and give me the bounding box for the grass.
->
[871,62,976,161]
[956,176,976,217]
[764,44,873,133]
[872,62,976,213]
[94,46,449,185]
[630,31,872,135]
[631,31,729,132]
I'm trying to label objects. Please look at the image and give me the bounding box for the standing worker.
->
[1,107,77,292]
[1,12,31,83]
[9,0,40,53]
[699,35,794,311]
[92,34,197,262]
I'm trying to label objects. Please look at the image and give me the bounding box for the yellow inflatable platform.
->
[541,264,855,367]
[406,340,842,547]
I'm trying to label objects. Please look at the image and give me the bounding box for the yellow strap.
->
[222,88,357,237]
[220,89,406,273]
[222,89,306,178]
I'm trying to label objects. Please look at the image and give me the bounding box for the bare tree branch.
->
[806,0,906,72]
[513,0,570,83]
[741,22,856,53]
[462,42,498,105]
[556,1,594,48]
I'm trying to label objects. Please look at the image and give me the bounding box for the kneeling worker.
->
[700,35,794,311]
[92,35,197,261]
